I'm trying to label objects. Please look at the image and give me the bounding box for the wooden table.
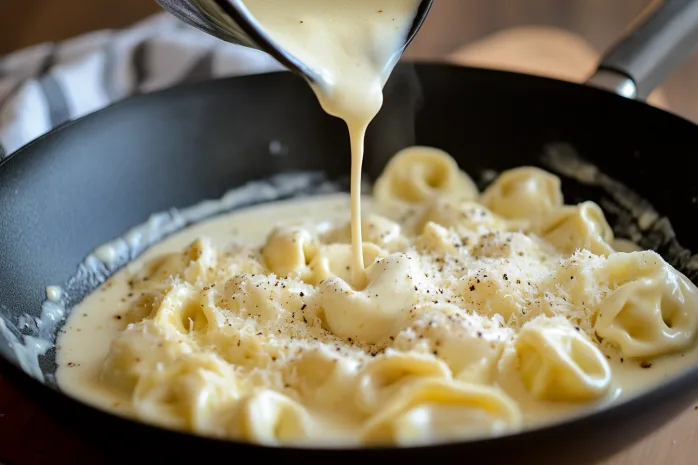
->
[602,407,698,465]
[0,372,696,465]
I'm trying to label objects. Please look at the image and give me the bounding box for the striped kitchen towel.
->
[0,13,284,159]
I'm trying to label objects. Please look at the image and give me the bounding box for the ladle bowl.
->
[155,0,434,83]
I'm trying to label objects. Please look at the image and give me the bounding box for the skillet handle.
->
[587,0,698,100]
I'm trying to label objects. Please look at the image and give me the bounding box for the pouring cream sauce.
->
[51,0,698,450]
[242,0,422,287]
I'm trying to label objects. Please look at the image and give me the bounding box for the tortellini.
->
[459,261,544,320]
[101,319,195,393]
[222,273,313,322]
[261,227,317,278]
[595,251,698,358]
[306,242,386,287]
[322,214,408,252]
[515,316,611,402]
[481,166,563,225]
[418,198,511,234]
[138,238,220,288]
[392,305,513,384]
[290,347,361,414]
[262,227,388,288]
[355,353,451,413]
[414,221,463,255]
[151,283,222,334]
[133,353,241,433]
[84,145,698,448]
[541,201,615,256]
[319,253,423,344]
[611,238,642,253]
[474,231,547,260]
[373,146,478,204]
[361,378,522,445]
[540,250,607,331]
[227,390,314,445]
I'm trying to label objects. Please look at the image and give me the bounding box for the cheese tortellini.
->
[227,390,314,445]
[595,251,698,358]
[261,227,317,278]
[515,316,611,402]
[541,201,615,256]
[355,353,451,413]
[362,378,522,445]
[319,253,423,344]
[80,145,698,448]
[392,305,513,384]
[133,353,241,433]
[418,198,511,234]
[307,242,386,287]
[481,166,563,226]
[373,146,478,204]
[322,214,408,252]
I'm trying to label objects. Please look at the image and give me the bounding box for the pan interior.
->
[1,63,697,399]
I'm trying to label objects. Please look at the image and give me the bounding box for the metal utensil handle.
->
[155,0,241,44]
[587,0,698,100]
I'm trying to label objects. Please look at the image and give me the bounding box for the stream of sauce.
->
[242,0,422,287]
[46,0,698,449]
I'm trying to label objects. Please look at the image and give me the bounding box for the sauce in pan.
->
[53,0,698,449]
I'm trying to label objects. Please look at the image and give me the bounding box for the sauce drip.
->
[242,0,422,287]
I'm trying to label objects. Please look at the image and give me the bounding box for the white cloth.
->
[0,13,285,158]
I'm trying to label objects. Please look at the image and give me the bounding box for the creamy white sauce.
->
[242,0,421,286]
[0,319,52,382]
[2,0,698,451]
[4,0,424,389]
[54,191,698,441]
[46,285,63,302]
[56,195,352,420]
[0,172,337,384]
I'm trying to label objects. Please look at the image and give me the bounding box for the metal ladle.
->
[155,0,434,84]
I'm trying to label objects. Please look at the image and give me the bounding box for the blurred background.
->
[2,0,698,121]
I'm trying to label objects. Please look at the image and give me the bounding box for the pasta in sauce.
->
[54,0,698,450]
[57,146,698,446]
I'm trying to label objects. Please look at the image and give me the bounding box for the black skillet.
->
[3,1,698,464]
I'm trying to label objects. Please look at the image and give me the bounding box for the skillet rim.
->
[2,61,698,456]
[2,61,698,167]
